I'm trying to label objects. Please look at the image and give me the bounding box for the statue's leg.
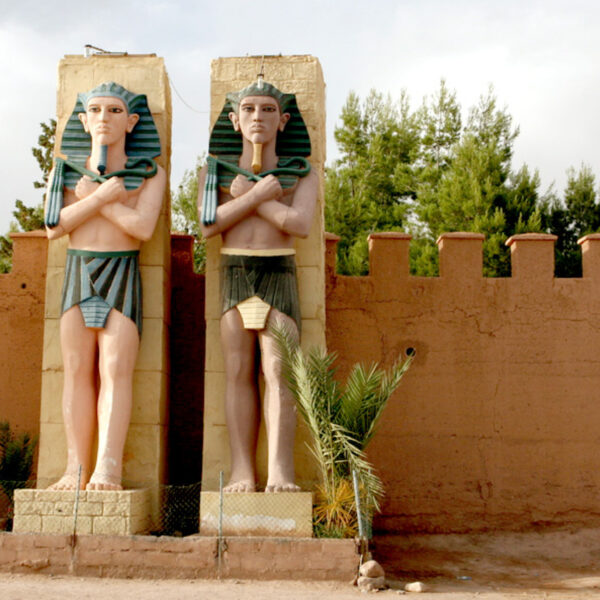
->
[259,309,300,493]
[48,307,98,490]
[87,310,139,491]
[221,307,259,492]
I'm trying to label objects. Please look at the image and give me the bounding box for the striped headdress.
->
[45,82,161,227]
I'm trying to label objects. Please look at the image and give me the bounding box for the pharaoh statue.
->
[198,77,318,492]
[44,82,166,490]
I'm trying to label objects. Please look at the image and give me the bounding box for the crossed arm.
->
[45,167,166,242]
[198,165,318,239]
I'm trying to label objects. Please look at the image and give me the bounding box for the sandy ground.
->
[3,573,600,599]
[5,527,600,598]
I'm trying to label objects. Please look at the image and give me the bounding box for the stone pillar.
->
[202,55,326,491]
[37,55,171,502]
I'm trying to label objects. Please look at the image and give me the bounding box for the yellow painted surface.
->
[13,489,150,535]
[199,491,313,537]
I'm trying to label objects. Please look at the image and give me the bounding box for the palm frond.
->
[271,322,413,533]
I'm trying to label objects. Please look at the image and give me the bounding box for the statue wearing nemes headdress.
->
[45,82,166,490]
[198,79,318,492]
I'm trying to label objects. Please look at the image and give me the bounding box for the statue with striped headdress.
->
[45,81,166,491]
[198,77,317,492]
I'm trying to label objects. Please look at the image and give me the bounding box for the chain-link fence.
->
[1,472,371,539]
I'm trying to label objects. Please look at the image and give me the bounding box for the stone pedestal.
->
[13,489,150,535]
[199,492,313,537]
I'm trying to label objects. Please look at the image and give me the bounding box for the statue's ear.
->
[229,111,240,132]
[78,112,89,132]
[127,112,140,133]
[278,112,291,132]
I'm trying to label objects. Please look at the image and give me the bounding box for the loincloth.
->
[61,249,142,336]
[220,249,301,332]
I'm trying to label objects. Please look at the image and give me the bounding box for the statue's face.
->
[229,95,290,145]
[78,97,139,146]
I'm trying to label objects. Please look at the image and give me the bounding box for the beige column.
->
[202,55,326,490]
[38,54,172,491]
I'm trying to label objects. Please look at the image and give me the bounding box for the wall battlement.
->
[326,231,600,533]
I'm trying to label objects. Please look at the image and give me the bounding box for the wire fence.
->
[0,473,372,540]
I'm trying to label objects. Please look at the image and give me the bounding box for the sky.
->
[1,0,599,233]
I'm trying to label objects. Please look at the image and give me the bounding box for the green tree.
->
[325,90,419,274]
[171,155,206,273]
[543,164,600,277]
[0,119,55,273]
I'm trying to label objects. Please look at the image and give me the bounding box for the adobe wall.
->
[0,232,47,439]
[326,231,600,533]
[0,532,358,580]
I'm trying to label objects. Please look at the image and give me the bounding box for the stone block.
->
[131,370,168,425]
[123,423,166,484]
[139,221,171,267]
[44,266,65,319]
[37,423,67,483]
[46,238,68,269]
[201,425,231,491]
[41,318,62,371]
[12,514,41,532]
[136,318,167,372]
[200,491,313,537]
[300,317,325,350]
[140,265,168,319]
[92,516,126,536]
[40,370,63,424]
[298,265,324,321]
[42,515,92,535]
[204,319,224,372]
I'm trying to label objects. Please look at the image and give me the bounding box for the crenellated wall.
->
[326,231,600,533]
[0,232,47,440]
[5,229,600,534]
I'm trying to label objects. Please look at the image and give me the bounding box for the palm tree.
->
[273,324,413,537]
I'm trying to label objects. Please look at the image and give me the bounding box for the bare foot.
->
[86,472,122,491]
[265,482,301,493]
[47,473,85,491]
[223,480,256,493]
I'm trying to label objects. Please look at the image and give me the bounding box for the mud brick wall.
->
[0,533,358,580]
[326,231,600,533]
[0,232,47,438]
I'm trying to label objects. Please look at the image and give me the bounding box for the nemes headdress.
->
[201,80,312,226]
[45,82,161,227]
[208,80,311,158]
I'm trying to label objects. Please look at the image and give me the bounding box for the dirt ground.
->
[3,573,600,599]
[4,527,600,598]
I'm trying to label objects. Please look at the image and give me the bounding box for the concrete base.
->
[13,489,151,535]
[200,491,313,537]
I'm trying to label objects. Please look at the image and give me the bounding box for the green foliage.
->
[325,89,418,274]
[32,119,56,190]
[0,422,37,527]
[171,155,206,273]
[1,119,55,273]
[542,164,600,277]
[325,81,554,277]
[273,323,412,537]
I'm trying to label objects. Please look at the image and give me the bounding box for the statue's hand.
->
[253,174,282,202]
[75,176,100,200]
[230,175,255,198]
[95,177,127,204]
